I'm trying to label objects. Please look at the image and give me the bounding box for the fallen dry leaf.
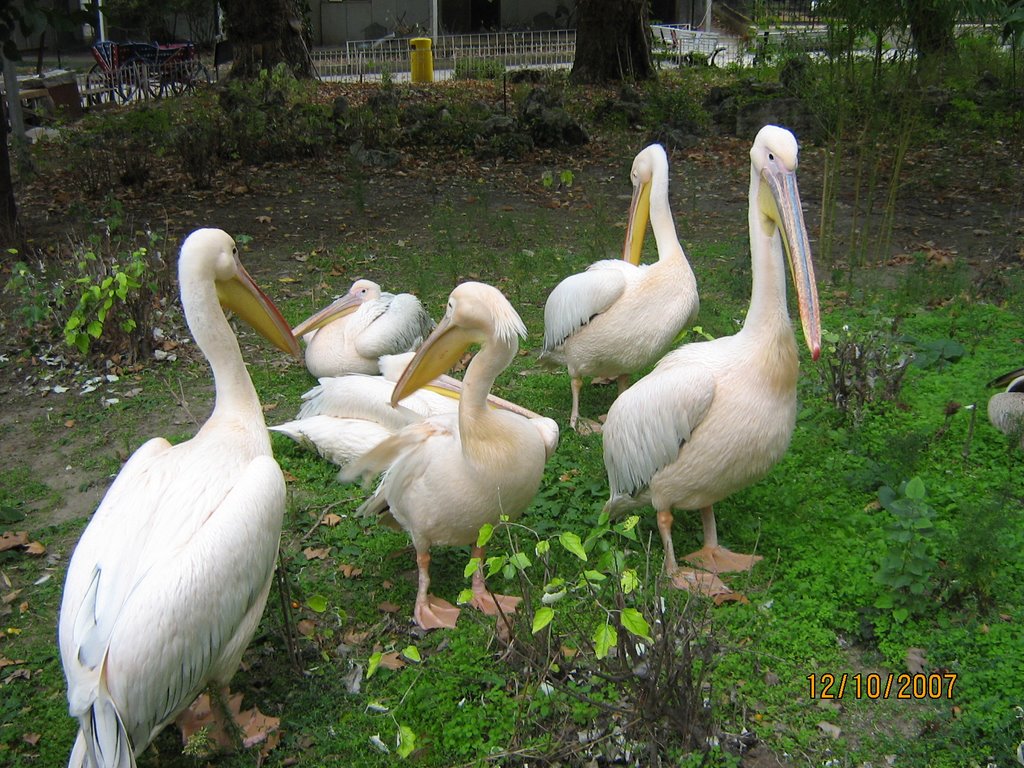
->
[302,546,330,560]
[712,592,751,606]
[338,563,363,578]
[378,651,406,671]
[322,513,343,527]
[296,619,316,637]
[24,541,45,556]
[22,732,40,746]
[0,531,29,552]
[343,628,371,645]
[377,601,401,614]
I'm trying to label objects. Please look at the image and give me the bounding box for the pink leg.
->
[468,546,522,617]
[683,506,763,574]
[413,550,460,630]
[571,376,603,434]
[658,508,730,595]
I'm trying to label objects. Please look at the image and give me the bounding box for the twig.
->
[297,498,352,543]
[275,549,301,673]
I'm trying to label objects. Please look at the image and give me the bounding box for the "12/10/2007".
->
[807,672,957,700]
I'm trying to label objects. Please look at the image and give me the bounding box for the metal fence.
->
[310,29,577,82]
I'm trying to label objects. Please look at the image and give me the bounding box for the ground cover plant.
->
[0,32,1022,767]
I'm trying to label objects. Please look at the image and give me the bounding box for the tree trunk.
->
[220,0,314,79]
[571,0,655,84]
[0,100,19,249]
[905,0,956,59]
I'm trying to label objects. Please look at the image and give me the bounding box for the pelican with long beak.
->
[342,282,558,629]
[987,367,1024,448]
[602,126,821,595]
[294,279,435,377]
[540,144,698,433]
[58,228,300,766]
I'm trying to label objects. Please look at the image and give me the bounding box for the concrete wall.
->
[310,0,576,45]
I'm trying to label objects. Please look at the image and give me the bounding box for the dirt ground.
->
[2,116,1022,530]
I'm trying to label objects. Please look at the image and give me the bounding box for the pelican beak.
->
[622,173,652,266]
[989,367,1024,389]
[391,315,478,406]
[291,292,364,338]
[761,165,821,361]
[217,262,301,358]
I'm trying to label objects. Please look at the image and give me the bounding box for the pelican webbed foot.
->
[414,594,461,630]
[667,567,732,596]
[176,687,280,755]
[572,416,604,435]
[468,563,522,617]
[683,546,762,574]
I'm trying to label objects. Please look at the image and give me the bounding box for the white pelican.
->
[295,279,434,377]
[272,353,552,469]
[540,143,698,433]
[58,228,300,767]
[602,126,821,595]
[341,282,559,629]
[988,367,1024,447]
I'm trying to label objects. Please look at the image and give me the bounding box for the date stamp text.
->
[807,672,956,700]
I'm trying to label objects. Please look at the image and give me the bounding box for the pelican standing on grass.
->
[58,229,300,767]
[987,367,1024,447]
[295,279,434,378]
[540,143,698,433]
[342,282,559,630]
[602,126,821,595]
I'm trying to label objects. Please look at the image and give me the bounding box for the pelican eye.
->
[768,152,775,161]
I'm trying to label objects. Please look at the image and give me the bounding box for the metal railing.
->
[311,29,577,82]
[650,23,743,66]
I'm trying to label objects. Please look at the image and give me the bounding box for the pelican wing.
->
[60,437,173,680]
[62,450,284,759]
[340,418,453,489]
[354,294,435,361]
[296,377,424,428]
[120,456,281,747]
[603,361,716,501]
[542,261,633,351]
[271,415,393,467]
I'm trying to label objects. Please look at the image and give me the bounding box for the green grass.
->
[2,48,1024,767]
[6,262,1021,767]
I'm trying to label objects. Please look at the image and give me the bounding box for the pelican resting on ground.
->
[341,282,559,629]
[987,367,1024,448]
[602,126,821,596]
[540,143,698,433]
[271,354,549,468]
[58,228,300,767]
[295,279,434,378]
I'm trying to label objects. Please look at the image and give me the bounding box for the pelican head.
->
[392,282,526,405]
[292,278,383,337]
[623,144,668,266]
[182,228,300,357]
[751,125,821,361]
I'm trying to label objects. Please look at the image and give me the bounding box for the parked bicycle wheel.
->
[85,64,116,105]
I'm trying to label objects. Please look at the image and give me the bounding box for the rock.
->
[520,87,588,148]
